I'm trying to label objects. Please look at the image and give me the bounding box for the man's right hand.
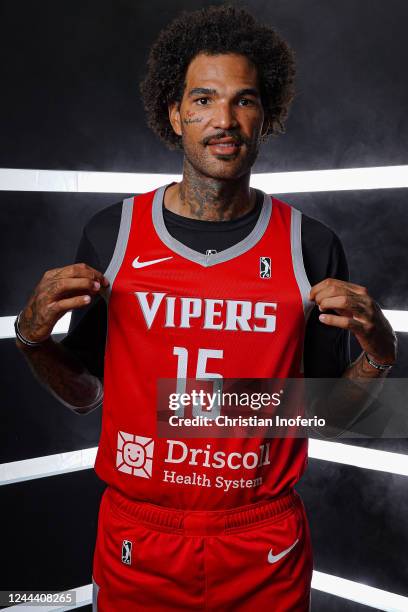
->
[18,263,110,344]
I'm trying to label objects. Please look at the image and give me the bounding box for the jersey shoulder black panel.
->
[300,212,351,376]
[59,201,123,379]
[84,201,123,273]
[301,212,349,286]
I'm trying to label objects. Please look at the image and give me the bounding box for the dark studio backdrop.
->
[0,1,407,610]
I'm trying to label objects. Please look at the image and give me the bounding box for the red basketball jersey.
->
[94,184,314,509]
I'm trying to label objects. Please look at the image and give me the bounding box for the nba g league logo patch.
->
[122,540,132,565]
[260,257,271,278]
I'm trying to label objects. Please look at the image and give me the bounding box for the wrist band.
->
[14,311,46,347]
[364,351,393,371]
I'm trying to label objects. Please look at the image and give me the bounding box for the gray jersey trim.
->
[290,207,314,373]
[101,196,134,303]
[152,184,272,267]
[95,196,134,410]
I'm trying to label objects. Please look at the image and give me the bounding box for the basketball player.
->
[15,6,396,611]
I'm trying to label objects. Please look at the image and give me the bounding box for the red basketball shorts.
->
[92,487,313,611]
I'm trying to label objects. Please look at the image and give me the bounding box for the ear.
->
[168,101,182,137]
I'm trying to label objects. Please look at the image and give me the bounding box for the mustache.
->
[201,131,253,146]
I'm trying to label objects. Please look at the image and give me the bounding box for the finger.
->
[52,263,109,286]
[310,281,348,303]
[309,278,368,301]
[47,295,93,317]
[48,277,103,299]
[313,278,368,295]
[313,286,370,310]
[318,313,365,333]
[312,286,351,307]
[318,295,367,317]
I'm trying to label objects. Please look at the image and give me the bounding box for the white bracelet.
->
[364,352,393,371]
[14,311,46,347]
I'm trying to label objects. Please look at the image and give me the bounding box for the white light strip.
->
[383,310,408,332]
[6,573,408,611]
[0,165,408,194]
[0,169,181,194]
[0,313,72,339]
[1,308,407,340]
[312,570,408,612]
[0,447,97,486]
[253,165,408,194]
[309,439,408,476]
[1,440,408,487]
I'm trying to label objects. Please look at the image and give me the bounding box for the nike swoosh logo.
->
[267,538,299,564]
[132,256,173,269]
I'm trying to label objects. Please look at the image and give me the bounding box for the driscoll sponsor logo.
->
[164,440,270,470]
[116,431,154,478]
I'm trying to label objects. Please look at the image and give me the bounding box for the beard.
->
[181,133,261,181]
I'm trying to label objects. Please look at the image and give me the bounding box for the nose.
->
[211,101,238,131]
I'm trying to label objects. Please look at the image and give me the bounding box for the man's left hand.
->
[309,278,397,365]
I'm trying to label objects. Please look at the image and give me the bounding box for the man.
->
[15,6,396,611]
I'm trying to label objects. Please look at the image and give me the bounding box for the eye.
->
[238,98,253,106]
[195,97,210,105]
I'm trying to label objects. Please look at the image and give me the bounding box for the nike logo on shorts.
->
[267,538,299,564]
[132,256,173,269]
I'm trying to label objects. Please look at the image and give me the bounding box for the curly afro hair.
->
[140,4,296,149]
